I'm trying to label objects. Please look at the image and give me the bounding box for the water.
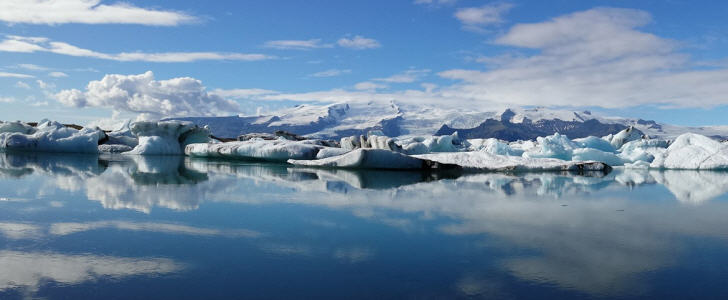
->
[1,152,728,299]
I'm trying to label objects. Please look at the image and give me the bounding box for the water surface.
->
[1,152,728,299]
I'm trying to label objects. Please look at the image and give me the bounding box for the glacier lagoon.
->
[1,152,728,299]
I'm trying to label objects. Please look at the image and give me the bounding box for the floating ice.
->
[416,151,609,172]
[0,120,103,153]
[606,126,643,149]
[573,136,616,153]
[127,121,211,155]
[0,121,35,134]
[466,138,523,156]
[288,149,450,170]
[572,148,624,167]
[186,138,326,161]
[523,133,577,161]
[650,133,728,169]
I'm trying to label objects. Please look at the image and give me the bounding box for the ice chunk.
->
[467,138,523,156]
[185,138,323,161]
[340,135,401,152]
[0,121,35,134]
[315,147,350,159]
[607,126,643,149]
[523,133,577,161]
[0,120,102,153]
[288,149,450,170]
[572,148,624,166]
[650,133,728,169]
[573,136,616,153]
[105,119,138,148]
[416,151,609,172]
[98,144,134,153]
[127,121,211,155]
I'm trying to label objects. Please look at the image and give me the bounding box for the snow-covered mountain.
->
[169,101,728,141]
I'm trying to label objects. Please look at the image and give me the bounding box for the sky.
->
[2,0,728,126]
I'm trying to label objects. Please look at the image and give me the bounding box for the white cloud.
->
[0,0,197,26]
[263,39,333,50]
[14,81,31,89]
[17,63,49,71]
[55,71,240,119]
[0,71,33,78]
[455,3,513,31]
[310,69,351,78]
[211,88,279,99]
[374,69,430,83]
[435,7,728,108]
[337,35,381,49]
[36,79,55,90]
[0,97,15,103]
[0,35,275,63]
[48,71,68,77]
[354,81,388,91]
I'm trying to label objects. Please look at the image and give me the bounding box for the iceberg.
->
[0,121,103,153]
[416,151,610,172]
[572,148,624,167]
[127,121,211,155]
[523,133,577,161]
[650,133,728,169]
[466,138,523,156]
[186,138,326,162]
[288,149,455,170]
[606,126,643,149]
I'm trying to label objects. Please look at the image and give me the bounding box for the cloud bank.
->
[0,0,196,26]
[55,71,239,120]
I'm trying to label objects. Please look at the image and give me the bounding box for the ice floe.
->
[0,120,104,153]
[416,151,609,172]
[127,121,211,155]
[186,138,330,162]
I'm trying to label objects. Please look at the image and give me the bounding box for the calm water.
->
[1,152,728,299]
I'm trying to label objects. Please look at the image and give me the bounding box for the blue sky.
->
[1,0,728,126]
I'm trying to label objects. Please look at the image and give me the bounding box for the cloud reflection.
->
[0,251,183,293]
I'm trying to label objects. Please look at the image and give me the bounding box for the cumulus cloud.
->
[337,35,381,49]
[55,71,240,119]
[0,97,16,103]
[455,3,513,31]
[263,39,333,50]
[0,35,274,63]
[309,69,351,78]
[0,0,196,26]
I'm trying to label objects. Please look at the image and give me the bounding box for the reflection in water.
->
[2,152,728,297]
[0,251,183,294]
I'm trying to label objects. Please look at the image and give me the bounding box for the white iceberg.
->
[186,138,326,162]
[523,133,577,161]
[288,149,446,170]
[0,121,103,153]
[650,133,728,169]
[416,151,609,172]
[127,121,210,155]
